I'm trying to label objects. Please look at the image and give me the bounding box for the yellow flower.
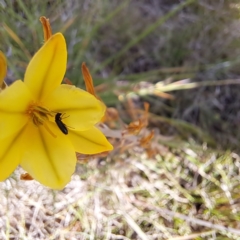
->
[0,33,113,189]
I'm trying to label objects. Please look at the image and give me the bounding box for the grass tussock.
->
[1,148,240,239]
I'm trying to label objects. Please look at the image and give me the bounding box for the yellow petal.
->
[0,80,31,139]
[0,124,29,181]
[20,121,76,189]
[43,84,106,131]
[24,33,67,101]
[68,126,113,154]
[0,51,7,88]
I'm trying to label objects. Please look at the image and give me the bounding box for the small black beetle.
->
[55,113,68,135]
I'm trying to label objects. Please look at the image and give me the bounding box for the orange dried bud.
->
[1,82,7,90]
[144,102,149,113]
[126,97,136,120]
[81,62,109,123]
[39,16,52,42]
[124,102,151,135]
[81,62,99,99]
[102,107,119,122]
[77,151,109,164]
[126,119,144,135]
[0,51,7,90]
[63,77,73,85]
[20,173,34,181]
[146,146,158,158]
[142,102,150,127]
[77,153,91,164]
[153,90,175,100]
[139,130,154,147]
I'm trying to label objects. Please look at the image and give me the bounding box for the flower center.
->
[27,103,56,137]
[28,105,53,125]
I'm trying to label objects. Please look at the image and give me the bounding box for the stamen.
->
[32,111,48,125]
[35,106,54,117]
[27,103,57,138]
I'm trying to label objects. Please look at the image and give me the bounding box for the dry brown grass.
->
[1,145,240,239]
